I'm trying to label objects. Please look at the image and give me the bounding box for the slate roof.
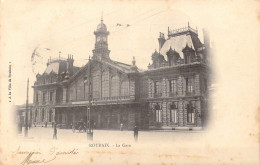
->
[160,33,203,59]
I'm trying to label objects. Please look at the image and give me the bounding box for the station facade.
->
[31,19,210,130]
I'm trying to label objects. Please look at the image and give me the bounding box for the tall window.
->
[170,102,178,123]
[111,76,120,97]
[92,71,101,98]
[121,80,129,96]
[185,77,193,92]
[155,104,161,123]
[41,109,44,122]
[185,55,191,64]
[42,92,46,103]
[102,71,109,98]
[154,81,162,95]
[187,102,195,123]
[169,79,177,94]
[50,91,53,102]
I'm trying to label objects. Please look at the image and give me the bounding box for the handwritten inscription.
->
[12,146,78,165]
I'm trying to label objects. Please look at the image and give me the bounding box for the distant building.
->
[30,18,210,130]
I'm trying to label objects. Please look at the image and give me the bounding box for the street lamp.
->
[24,78,29,137]
[87,56,93,140]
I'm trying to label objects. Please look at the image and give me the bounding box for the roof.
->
[44,62,60,74]
[160,33,203,59]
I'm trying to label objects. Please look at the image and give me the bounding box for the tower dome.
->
[96,19,107,31]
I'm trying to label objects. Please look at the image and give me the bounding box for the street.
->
[18,126,204,143]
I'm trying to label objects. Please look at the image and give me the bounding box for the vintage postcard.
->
[0,0,259,164]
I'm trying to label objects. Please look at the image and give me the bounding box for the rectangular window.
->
[187,103,195,123]
[154,81,162,97]
[42,92,46,103]
[169,79,177,94]
[170,110,177,123]
[155,110,161,123]
[185,77,193,94]
[50,91,53,101]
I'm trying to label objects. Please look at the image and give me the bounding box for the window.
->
[155,81,161,94]
[187,102,195,123]
[102,71,109,98]
[185,77,193,93]
[111,76,120,97]
[185,55,191,64]
[42,92,46,103]
[50,91,53,101]
[170,103,178,123]
[155,104,161,123]
[41,109,44,122]
[121,80,129,96]
[169,79,177,94]
[92,71,101,98]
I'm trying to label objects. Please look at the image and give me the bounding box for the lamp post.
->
[24,78,29,137]
[87,56,93,140]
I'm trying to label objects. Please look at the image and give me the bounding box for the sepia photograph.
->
[0,0,259,164]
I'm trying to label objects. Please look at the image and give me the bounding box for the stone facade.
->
[30,20,210,130]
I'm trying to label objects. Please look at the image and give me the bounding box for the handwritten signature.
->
[12,146,78,165]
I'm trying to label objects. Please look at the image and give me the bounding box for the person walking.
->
[133,125,139,141]
[53,123,57,140]
[120,123,123,131]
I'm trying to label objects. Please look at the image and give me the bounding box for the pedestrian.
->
[52,122,54,128]
[45,122,47,128]
[133,125,139,141]
[120,123,123,131]
[53,123,57,140]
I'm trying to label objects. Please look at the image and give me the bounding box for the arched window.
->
[121,80,129,96]
[154,104,161,123]
[187,102,195,123]
[102,71,109,98]
[170,102,178,123]
[111,75,120,97]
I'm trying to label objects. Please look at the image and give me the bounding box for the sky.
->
[2,1,208,105]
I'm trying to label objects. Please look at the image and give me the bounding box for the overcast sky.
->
[2,1,210,105]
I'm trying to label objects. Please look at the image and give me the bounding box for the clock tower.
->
[93,17,110,60]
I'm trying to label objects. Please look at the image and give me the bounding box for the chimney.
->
[158,32,166,51]
[67,54,74,76]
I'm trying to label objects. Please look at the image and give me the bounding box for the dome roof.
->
[97,20,107,31]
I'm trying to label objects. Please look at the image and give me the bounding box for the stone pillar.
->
[166,79,170,97]
[166,102,171,125]
[196,100,202,126]
[177,76,183,96]
[161,78,167,97]
[148,79,153,98]
[162,101,167,126]
[183,101,188,126]
[178,100,184,126]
